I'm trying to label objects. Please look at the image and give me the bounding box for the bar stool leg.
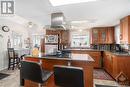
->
[12,58,15,70]
[8,59,11,70]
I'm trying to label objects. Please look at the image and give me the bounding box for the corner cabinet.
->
[120,15,130,44]
[103,51,130,82]
[91,27,115,44]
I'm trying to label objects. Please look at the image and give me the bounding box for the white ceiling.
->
[15,0,130,29]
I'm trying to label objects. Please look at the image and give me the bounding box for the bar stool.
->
[8,48,20,70]
[54,65,84,87]
[20,61,53,87]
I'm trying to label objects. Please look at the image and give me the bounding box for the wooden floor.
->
[0,69,125,87]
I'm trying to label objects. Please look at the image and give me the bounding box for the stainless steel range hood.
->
[44,12,70,30]
[51,12,66,29]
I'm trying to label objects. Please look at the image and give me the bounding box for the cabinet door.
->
[92,29,99,44]
[120,19,123,42]
[61,30,69,44]
[91,55,101,68]
[120,16,129,44]
[100,29,107,43]
[103,52,113,75]
[107,27,114,44]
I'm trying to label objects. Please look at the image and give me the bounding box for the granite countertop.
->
[25,53,94,62]
[111,52,130,56]
[62,48,102,52]
[64,48,130,56]
[104,51,130,56]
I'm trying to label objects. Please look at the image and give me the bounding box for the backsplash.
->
[91,44,129,52]
[91,44,112,51]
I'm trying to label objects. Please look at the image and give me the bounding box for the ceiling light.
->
[71,20,88,24]
[79,29,83,32]
[49,0,97,6]
[28,22,33,28]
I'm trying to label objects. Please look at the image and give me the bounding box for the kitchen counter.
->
[25,53,94,62]
[104,51,130,56]
[62,48,102,52]
[61,48,102,68]
[24,53,94,87]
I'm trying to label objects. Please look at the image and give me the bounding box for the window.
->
[71,31,90,47]
[12,31,22,48]
[32,35,43,47]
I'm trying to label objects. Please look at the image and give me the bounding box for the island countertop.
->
[24,53,94,87]
[25,53,94,62]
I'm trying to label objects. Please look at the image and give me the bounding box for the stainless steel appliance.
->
[45,35,58,55]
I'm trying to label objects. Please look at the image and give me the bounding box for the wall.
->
[0,19,29,70]
[114,25,120,44]
[0,18,46,70]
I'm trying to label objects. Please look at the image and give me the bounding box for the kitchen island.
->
[23,53,94,87]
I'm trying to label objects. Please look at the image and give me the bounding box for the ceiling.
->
[15,0,130,29]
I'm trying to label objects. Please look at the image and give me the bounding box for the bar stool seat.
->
[54,65,84,87]
[20,61,53,87]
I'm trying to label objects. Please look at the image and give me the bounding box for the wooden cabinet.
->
[107,27,115,44]
[71,50,101,68]
[103,52,130,82]
[46,30,70,49]
[103,52,113,76]
[46,30,69,44]
[92,29,99,44]
[61,30,70,44]
[99,28,107,43]
[91,27,115,44]
[120,16,130,44]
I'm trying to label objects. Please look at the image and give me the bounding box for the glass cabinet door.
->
[100,29,107,43]
[92,29,99,44]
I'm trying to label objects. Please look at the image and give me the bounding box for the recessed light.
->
[71,20,88,24]
[49,0,97,6]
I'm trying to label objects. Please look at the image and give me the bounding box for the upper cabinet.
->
[120,16,130,44]
[107,27,115,44]
[46,29,70,45]
[61,30,70,44]
[91,27,115,44]
[91,29,99,44]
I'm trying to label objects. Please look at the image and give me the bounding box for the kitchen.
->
[0,0,130,87]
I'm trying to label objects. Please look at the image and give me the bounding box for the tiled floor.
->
[0,69,129,87]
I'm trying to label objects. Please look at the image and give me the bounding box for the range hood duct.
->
[51,12,66,29]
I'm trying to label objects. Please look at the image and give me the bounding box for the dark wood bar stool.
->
[8,48,20,70]
[54,65,84,87]
[20,61,53,87]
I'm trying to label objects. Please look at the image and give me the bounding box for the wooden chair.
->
[8,48,20,70]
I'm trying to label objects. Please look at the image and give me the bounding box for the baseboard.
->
[0,67,8,71]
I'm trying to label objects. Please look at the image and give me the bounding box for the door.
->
[0,34,4,70]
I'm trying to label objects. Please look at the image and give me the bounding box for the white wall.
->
[0,19,29,70]
[0,18,46,70]
[114,25,120,44]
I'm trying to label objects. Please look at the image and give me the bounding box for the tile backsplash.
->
[91,44,130,52]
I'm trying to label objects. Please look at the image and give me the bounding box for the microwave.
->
[45,35,58,43]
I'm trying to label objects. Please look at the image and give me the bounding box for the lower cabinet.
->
[71,50,101,68]
[103,52,113,76]
[103,51,130,82]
